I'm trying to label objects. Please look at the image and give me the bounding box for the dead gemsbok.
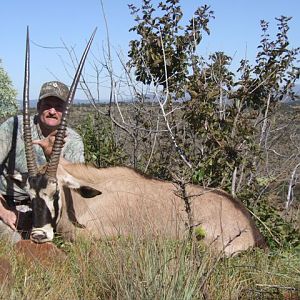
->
[14,28,266,257]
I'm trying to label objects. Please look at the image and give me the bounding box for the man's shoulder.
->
[0,115,38,136]
[66,126,81,137]
[0,115,22,130]
[1,115,18,123]
[65,126,83,148]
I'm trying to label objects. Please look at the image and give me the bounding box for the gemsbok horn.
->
[22,26,97,242]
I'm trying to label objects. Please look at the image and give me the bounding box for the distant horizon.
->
[17,98,118,109]
[18,98,110,103]
[17,82,300,106]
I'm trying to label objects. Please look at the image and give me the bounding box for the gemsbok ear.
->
[58,173,102,198]
[9,173,24,182]
[59,173,82,189]
[7,173,29,189]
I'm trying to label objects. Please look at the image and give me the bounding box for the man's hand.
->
[33,130,67,158]
[0,209,17,231]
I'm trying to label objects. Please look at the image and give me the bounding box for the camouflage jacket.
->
[0,115,85,205]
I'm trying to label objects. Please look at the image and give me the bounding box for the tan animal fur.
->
[55,163,266,256]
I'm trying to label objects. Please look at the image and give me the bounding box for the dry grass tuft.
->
[0,238,299,299]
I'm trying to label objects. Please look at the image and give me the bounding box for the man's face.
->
[38,97,65,129]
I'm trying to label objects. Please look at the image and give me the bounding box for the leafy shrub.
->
[77,112,127,167]
[0,60,18,119]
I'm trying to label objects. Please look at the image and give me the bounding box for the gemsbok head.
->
[21,27,97,243]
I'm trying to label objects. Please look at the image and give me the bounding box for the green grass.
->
[0,238,299,299]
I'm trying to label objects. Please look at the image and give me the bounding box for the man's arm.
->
[0,194,17,231]
[0,117,17,230]
[0,117,14,166]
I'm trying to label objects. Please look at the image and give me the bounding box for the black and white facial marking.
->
[27,174,61,243]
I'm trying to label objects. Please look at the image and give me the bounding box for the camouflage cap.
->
[38,81,69,102]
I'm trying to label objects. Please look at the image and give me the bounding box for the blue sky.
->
[1,0,299,101]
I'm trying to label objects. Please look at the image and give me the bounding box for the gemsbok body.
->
[16,28,266,257]
[57,163,266,256]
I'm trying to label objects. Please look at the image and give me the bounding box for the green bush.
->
[77,112,127,167]
[0,60,18,119]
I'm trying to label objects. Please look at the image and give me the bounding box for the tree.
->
[69,0,299,247]
[128,0,213,96]
[128,1,300,193]
[0,60,18,119]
